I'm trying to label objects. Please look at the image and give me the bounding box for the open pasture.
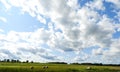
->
[0,62,120,72]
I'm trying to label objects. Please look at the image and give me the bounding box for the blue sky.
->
[0,0,120,64]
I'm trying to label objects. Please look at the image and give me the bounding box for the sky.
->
[0,0,120,64]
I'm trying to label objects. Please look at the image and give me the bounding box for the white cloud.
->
[92,48,103,55]
[110,39,120,54]
[74,53,89,62]
[115,11,120,23]
[117,28,120,32]
[0,28,57,62]
[106,0,120,9]
[0,29,4,32]
[86,0,105,10]
[0,0,11,10]
[67,0,79,10]
[37,15,46,24]
[0,17,7,23]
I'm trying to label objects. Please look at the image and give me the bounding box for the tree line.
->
[0,59,120,66]
[0,59,33,63]
[70,63,120,66]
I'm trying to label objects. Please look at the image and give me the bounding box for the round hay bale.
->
[86,66,91,70]
[30,66,34,69]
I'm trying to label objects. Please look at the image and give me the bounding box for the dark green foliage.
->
[47,62,67,64]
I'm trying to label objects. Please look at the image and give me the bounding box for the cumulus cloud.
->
[0,0,11,10]
[0,49,20,59]
[0,0,120,63]
[92,48,103,55]
[39,53,59,60]
[106,0,120,9]
[0,26,64,62]
[0,17,7,23]
[86,0,105,10]
[117,28,120,32]
[74,53,89,62]
[0,29,4,32]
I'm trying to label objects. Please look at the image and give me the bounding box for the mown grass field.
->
[0,62,120,72]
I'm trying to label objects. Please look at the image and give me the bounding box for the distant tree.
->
[93,63,103,66]
[26,60,29,63]
[81,63,92,65]
[6,59,10,62]
[11,59,17,63]
[11,59,14,62]
[16,60,20,63]
[3,59,7,62]
[71,63,80,65]
[31,61,34,63]
[48,62,67,64]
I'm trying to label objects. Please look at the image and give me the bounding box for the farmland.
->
[0,62,120,72]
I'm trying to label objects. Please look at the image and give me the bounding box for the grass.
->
[0,62,120,72]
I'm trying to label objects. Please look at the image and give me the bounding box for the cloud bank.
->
[0,0,120,64]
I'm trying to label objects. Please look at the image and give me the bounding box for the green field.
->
[0,62,120,72]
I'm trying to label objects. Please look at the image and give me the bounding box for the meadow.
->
[0,62,120,72]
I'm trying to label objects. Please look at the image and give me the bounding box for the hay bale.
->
[86,66,91,70]
[30,66,34,69]
[42,66,48,69]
